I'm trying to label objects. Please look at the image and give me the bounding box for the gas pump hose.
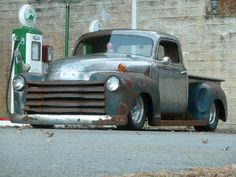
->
[6,38,20,114]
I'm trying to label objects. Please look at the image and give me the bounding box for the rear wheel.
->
[127,95,147,130]
[31,125,54,129]
[194,102,219,132]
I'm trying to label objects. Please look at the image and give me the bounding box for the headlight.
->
[13,75,25,91]
[106,76,120,91]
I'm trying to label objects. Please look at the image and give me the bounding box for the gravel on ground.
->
[120,164,236,177]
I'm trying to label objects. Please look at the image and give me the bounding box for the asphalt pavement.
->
[0,127,235,177]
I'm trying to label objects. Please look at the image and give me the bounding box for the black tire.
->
[194,102,219,132]
[31,125,54,129]
[127,95,147,130]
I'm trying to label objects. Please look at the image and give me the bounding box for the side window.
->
[158,41,180,64]
[158,45,165,60]
[75,43,92,55]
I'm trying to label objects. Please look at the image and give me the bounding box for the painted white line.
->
[0,120,25,127]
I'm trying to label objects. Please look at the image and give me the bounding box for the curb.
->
[0,117,10,121]
[0,117,24,127]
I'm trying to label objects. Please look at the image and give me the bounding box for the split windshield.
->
[74,34,153,57]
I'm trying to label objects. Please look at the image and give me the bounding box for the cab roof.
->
[78,29,179,42]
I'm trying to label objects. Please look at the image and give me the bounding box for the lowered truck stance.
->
[11,29,227,131]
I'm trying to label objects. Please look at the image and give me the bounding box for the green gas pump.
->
[12,4,43,75]
[12,27,43,74]
[9,4,43,114]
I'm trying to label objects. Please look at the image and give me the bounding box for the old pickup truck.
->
[11,29,227,131]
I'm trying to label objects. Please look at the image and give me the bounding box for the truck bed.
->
[188,74,224,85]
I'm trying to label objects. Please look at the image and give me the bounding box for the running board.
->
[160,120,208,126]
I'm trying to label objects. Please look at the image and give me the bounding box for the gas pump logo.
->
[24,7,36,26]
[27,14,34,23]
[19,4,36,27]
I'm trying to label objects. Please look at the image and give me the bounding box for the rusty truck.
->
[11,29,227,131]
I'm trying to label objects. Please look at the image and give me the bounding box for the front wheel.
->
[194,102,219,132]
[127,95,147,130]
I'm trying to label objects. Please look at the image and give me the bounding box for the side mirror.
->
[161,56,171,65]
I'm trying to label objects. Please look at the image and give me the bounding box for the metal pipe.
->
[131,0,137,29]
[65,2,71,57]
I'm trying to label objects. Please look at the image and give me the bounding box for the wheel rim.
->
[209,103,216,125]
[130,96,145,124]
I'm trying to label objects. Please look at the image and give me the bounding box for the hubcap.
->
[209,103,216,125]
[130,96,144,124]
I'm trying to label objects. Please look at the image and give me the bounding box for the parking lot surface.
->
[0,127,235,177]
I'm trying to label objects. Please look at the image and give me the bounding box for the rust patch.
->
[22,115,38,121]
[144,66,151,77]
[123,79,132,88]
[92,115,128,126]
[218,0,236,16]
[160,120,208,126]
[119,103,129,115]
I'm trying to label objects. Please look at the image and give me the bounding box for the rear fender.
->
[188,83,227,121]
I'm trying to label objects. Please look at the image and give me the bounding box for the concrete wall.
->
[0,0,235,128]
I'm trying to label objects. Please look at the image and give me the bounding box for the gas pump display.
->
[32,41,40,61]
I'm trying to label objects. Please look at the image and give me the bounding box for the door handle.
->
[181,71,187,74]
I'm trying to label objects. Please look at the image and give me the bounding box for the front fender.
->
[91,72,160,120]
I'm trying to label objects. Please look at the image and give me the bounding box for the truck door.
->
[156,39,188,116]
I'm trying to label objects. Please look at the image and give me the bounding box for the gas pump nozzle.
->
[14,49,30,73]
[14,50,24,73]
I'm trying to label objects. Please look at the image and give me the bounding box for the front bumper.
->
[10,114,128,126]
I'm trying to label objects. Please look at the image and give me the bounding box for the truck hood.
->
[46,54,152,81]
